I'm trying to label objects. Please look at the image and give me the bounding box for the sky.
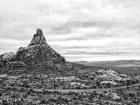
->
[0,0,140,61]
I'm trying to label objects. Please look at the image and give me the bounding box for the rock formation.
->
[15,29,65,69]
[29,29,47,46]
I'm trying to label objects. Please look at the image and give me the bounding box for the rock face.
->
[15,29,65,69]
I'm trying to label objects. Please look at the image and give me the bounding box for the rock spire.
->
[29,28,47,46]
[15,29,66,68]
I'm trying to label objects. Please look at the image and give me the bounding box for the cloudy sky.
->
[0,0,140,61]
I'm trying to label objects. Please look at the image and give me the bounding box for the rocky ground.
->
[0,70,140,105]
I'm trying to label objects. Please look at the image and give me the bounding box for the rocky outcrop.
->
[15,29,65,69]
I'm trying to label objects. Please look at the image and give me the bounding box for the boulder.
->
[29,29,47,46]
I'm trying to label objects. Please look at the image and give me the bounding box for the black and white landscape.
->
[0,0,140,105]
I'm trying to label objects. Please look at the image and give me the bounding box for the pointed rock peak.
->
[29,28,47,46]
[36,28,43,36]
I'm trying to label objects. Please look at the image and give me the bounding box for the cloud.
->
[0,0,140,61]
